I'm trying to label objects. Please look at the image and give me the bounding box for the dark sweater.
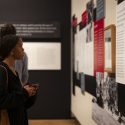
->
[0,62,29,125]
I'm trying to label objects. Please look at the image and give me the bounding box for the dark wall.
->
[0,0,71,119]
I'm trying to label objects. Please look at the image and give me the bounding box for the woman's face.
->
[12,38,24,60]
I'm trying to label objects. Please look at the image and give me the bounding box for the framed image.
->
[104,24,116,73]
[23,42,61,70]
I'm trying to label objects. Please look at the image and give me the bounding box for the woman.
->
[0,23,29,85]
[0,35,36,125]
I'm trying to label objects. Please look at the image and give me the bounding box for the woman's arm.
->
[0,66,29,109]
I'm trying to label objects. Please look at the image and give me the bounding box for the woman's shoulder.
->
[0,62,7,69]
[0,62,8,68]
[0,62,9,73]
[0,63,8,79]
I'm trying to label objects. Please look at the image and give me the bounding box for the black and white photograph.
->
[92,72,125,125]
[86,0,94,24]
[86,22,93,43]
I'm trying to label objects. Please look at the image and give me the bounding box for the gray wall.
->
[0,0,71,119]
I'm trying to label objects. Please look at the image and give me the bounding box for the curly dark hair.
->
[0,23,16,38]
[0,35,19,59]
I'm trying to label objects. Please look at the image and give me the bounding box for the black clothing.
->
[0,62,29,125]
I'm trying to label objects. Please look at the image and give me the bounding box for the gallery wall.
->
[71,0,96,125]
[71,0,117,125]
[0,0,71,119]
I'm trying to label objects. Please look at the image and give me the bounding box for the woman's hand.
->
[23,85,37,96]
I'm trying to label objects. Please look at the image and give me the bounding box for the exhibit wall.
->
[71,0,124,125]
[71,1,96,125]
[0,0,71,119]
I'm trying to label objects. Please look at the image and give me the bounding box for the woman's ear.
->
[10,51,14,56]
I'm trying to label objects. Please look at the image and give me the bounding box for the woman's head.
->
[0,35,24,60]
[0,24,16,38]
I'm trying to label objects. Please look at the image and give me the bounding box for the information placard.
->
[23,42,61,70]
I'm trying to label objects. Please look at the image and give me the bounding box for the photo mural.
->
[72,0,125,124]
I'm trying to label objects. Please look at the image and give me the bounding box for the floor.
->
[29,119,80,125]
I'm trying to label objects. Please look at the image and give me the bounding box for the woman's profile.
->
[0,35,36,125]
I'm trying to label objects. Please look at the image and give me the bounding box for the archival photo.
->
[92,72,125,125]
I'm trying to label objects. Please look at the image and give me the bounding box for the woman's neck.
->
[3,57,17,76]
[3,57,15,68]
